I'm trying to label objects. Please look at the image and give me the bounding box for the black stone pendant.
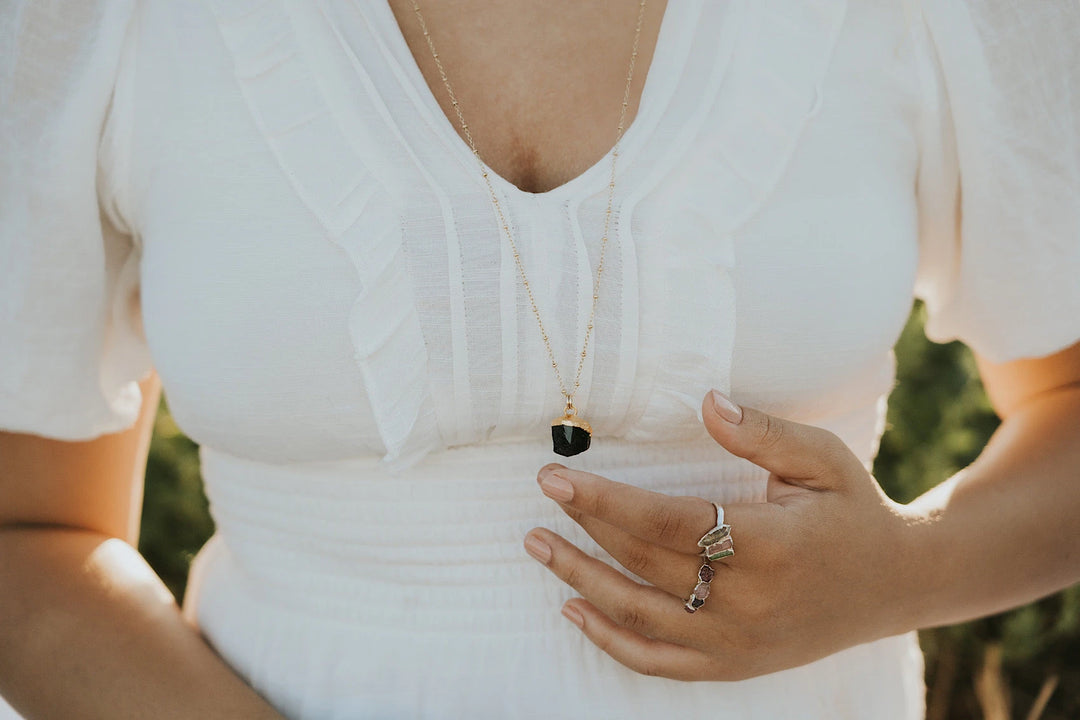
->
[551,415,592,457]
[551,396,592,456]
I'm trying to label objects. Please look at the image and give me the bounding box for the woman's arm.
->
[0,373,284,720]
[903,340,1080,629]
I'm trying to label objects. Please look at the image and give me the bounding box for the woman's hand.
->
[523,389,920,681]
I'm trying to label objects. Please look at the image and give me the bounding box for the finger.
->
[558,492,785,582]
[536,465,714,553]
[701,390,863,487]
[562,599,720,681]
[525,527,703,648]
[537,463,776,556]
[559,504,712,596]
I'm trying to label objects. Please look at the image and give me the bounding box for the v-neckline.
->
[370,0,686,204]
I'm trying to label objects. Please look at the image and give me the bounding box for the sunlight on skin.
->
[83,537,178,617]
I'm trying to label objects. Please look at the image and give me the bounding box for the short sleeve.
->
[910,0,1080,363]
[0,0,152,440]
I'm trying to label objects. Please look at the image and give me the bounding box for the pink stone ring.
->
[683,562,715,613]
[697,502,734,563]
[684,503,733,613]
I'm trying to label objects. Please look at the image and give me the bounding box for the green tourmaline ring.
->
[697,502,734,562]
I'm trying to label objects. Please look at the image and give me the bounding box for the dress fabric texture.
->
[2,0,1080,717]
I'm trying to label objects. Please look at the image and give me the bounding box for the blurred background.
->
[140,302,1078,720]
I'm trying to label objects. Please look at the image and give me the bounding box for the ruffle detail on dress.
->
[710,0,847,227]
[626,0,848,442]
[209,0,443,473]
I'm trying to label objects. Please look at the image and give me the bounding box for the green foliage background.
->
[139,302,1078,718]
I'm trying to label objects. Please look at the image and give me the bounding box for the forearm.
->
[0,526,285,720]
[903,384,1080,629]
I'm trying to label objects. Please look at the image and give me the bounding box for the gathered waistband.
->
[181,435,923,718]
[192,437,772,629]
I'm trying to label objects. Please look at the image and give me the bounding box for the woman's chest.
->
[129,0,921,466]
[382,0,670,196]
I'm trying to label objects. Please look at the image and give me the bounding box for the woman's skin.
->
[2,1,1076,715]
[524,341,1080,680]
[387,0,670,195]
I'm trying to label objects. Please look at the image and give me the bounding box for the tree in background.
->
[140,302,1079,719]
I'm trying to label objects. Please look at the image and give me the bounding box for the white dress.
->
[2,0,1080,717]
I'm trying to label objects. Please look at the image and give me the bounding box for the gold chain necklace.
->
[410,0,648,457]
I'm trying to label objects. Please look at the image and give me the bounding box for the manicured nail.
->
[539,473,574,502]
[561,604,585,629]
[524,534,552,565]
[709,389,743,424]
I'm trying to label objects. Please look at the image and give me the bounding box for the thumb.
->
[701,389,862,488]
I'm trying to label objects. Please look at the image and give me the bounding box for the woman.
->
[1,0,1078,717]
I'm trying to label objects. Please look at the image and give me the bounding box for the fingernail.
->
[710,389,743,424]
[539,473,574,502]
[524,534,552,565]
[538,464,567,481]
[561,604,585,629]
